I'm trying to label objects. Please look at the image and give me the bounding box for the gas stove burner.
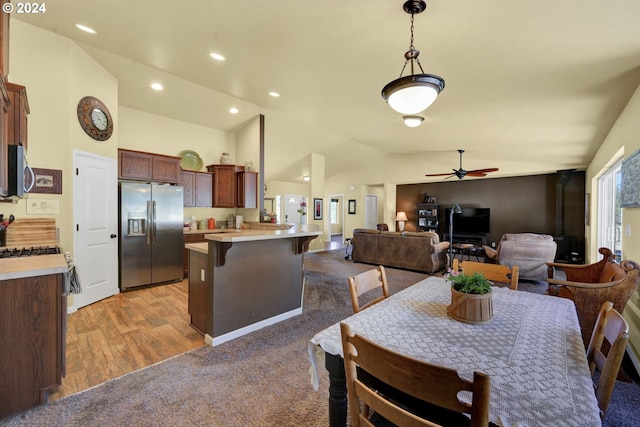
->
[0,245,61,258]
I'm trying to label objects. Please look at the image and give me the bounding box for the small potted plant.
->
[446,270,493,324]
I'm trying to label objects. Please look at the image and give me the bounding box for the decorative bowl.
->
[179,150,203,171]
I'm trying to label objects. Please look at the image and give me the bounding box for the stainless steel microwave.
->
[7,145,35,197]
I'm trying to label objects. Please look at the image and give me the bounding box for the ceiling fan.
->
[425,149,499,180]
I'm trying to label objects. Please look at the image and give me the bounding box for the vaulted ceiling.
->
[15,0,640,184]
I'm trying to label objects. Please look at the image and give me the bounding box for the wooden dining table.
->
[308,276,602,427]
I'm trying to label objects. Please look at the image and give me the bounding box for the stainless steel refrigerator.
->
[119,181,184,290]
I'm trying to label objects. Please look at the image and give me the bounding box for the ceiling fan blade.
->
[466,172,488,177]
[467,168,499,174]
[424,172,455,177]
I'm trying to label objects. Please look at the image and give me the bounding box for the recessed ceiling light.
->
[269,92,280,97]
[302,176,310,181]
[75,24,96,34]
[209,52,226,61]
[229,107,239,114]
[150,82,164,91]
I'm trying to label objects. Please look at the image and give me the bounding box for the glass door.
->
[597,160,622,261]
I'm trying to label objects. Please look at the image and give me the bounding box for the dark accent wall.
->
[397,171,586,258]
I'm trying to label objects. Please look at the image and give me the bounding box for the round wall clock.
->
[77,96,113,141]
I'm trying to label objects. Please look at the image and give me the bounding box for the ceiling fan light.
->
[382,74,445,115]
[403,115,424,127]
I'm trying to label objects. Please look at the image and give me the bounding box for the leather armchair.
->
[483,233,557,281]
[547,247,640,347]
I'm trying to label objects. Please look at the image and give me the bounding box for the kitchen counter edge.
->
[0,254,68,280]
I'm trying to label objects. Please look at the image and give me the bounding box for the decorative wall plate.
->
[179,150,203,171]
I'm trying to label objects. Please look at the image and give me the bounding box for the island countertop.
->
[203,225,321,243]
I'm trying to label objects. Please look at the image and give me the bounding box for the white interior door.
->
[73,150,119,309]
[284,194,305,224]
[364,195,377,229]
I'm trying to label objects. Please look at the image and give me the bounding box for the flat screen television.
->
[444,207,490,235]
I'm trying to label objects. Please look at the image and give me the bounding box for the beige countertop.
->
[185,242,208,254]
[0,254,68,281]
[185,225,321,249]
[204,225,321,243]
[183,228,237,235]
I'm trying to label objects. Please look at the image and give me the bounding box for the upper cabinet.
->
[207,164,236,208]
[206,164,258,208]
[179,170,212,207]
[6,82,29,148]
[0,76,8,197]
[118,149,181,184]
[237,171,257,208]
[1,1,9,80]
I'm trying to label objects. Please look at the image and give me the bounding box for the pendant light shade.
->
[382,0,444,116]
[403,115,424,127]
[383,75,444,115]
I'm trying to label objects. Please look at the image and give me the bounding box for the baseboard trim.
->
[206,307,303,347]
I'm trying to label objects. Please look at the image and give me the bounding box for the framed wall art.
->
[621,149,640,208]
[30,168,62,194]
[314,198,323,220]
[348,199,356,215]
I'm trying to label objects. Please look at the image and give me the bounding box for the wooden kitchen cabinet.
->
[183,233,208,278]
[207,164,236,208]
[0,273,66,418]
[0,74,9,197]
[188,247,210,335]
[118,148,181,184]
[6,82,29,148]
[237,170,258,208]
[179,171,213,207]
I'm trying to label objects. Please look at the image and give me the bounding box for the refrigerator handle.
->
[152,200,157,244]
[146,200,152,245]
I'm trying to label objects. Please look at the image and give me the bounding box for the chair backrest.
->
[453,259,519,290]
[340,322,491,427]
[495,233,557,281]
[348,265,389,313]
[586,301,630,417]
[376,223,389,231]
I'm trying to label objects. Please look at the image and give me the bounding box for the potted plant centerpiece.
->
[446,270,493,324]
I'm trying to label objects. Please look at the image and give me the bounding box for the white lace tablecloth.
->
[308,276,601,427]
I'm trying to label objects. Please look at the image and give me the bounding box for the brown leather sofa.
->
[351,229,450,274]
[483,233,557,281]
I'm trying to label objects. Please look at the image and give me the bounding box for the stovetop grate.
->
[0,246,62,258]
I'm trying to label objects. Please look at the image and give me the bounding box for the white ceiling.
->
[14,0,640,184]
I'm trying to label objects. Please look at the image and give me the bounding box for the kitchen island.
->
[186,225,321,346]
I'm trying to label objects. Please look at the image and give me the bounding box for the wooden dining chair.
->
[453,259,519,290]
[587,301,629,418]
[348,265,390,313]
[340,322,491,427]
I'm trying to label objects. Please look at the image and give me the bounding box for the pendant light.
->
[382,0,445,116]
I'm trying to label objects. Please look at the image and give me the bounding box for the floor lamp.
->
[449,204,462,269]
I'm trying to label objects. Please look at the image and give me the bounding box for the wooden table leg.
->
[325,352,347,427]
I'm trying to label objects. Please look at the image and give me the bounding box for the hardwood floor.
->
[49,280,204,401]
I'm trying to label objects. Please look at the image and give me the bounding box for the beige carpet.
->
[1,250,426,426]
[2,250,637,426]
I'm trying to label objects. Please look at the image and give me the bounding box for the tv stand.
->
[443,233,488,246]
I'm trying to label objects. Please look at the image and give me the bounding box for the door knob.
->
[110,234,117,239]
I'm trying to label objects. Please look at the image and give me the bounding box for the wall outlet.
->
[626,224,632,236]
[491,242,496,248]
